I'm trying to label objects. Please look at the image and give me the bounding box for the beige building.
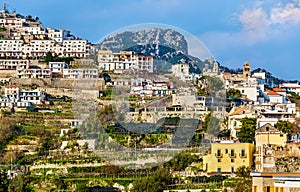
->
[254,124,287,173]
[171,63,193,81]
[251,172,300,192]
[97,50,153,73]
[227,105,257,138]
[255,123,287,147]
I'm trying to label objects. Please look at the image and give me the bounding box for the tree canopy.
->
[275,120,293,134]
[237,117,257,143]
[227,88,241,98]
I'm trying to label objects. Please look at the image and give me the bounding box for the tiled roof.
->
[228,105,249,116]
[266,91,280,96]
[256,123,280,133]
[273,88,286,92]
[280,84,300,88]
[6,86,19,89]
[222,72,231,77]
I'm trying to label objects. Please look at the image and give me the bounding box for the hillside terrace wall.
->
[11,78,105,89]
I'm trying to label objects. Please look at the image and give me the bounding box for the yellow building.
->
[255,123,287,173]
[203,141,254,174]
[255,123,287,147]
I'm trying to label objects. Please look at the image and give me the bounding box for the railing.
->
[239,153,247,158]
[229,153,236,158]
[215,153,223,158]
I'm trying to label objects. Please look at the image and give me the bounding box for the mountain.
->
[125,44,203,73]
[99,28,205,73]
[100,28,188,54]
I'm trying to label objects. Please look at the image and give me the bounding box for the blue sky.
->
[4,0,300,80]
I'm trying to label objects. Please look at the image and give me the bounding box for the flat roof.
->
[251,172,300,177]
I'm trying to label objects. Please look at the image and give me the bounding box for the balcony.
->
[229,153,236,158]
[215,153,223,158]
[239,153,247,158]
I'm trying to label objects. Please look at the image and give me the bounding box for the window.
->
[217,168,221,174]
[217,159,221,163]
[225,149,228,154]
[231,167,234,173]
[230,149,235,157]
[241,149,245,157]
[231,158,234,163]
[217,149,221,157]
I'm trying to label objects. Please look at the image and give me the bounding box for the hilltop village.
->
[0,8,300,192]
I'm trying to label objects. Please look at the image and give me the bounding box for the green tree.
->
[0,171,9,192]
[133,167,172,192]
[52,176,69,190]
[164,152,199,172]
[9,175,34,192]
[237,117,257,143]
[227,88,241,98]
[236,166,251,178]
[76,182,90,192]
[44,51,53,63]
[275,120,293,134]
[233,179,252,192]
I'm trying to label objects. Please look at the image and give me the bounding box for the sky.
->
[3,0,300,80]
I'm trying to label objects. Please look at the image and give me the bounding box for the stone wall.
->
[11,78,105,89]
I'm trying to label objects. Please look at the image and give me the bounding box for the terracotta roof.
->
[6,86,19,89]
[273,88,286,92]
[222,72,231,77]
[266,91,280,96]
[280,84,300,88]
[228,105,249,116]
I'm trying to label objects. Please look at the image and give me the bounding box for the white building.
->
[0,59,29,70]
[47,28,70,42]
[0,40,23,57]
[234,85,260,102]
[0,17,25,30]
[17,67,51,78]
[171,63,193,81]
[97,50,153,73]
[130,78,172,97]
[4,86,46,107]
[62,68,98,79]
[280,83,300,95]
[49,62,68,73]
[62,40,87,57]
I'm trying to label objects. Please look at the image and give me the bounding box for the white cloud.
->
[238,7,270,44]
[239,7,269,31]
[270,2,300,25]
[213,0,300,45]
[200,0,300,51]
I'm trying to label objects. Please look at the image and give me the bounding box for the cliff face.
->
[99,28,205,73]
[100,28,188,54]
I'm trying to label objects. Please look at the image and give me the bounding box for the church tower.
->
[213,61,219,73]
[243,61,251,82]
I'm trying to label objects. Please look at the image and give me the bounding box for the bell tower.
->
[243,61,251,82]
